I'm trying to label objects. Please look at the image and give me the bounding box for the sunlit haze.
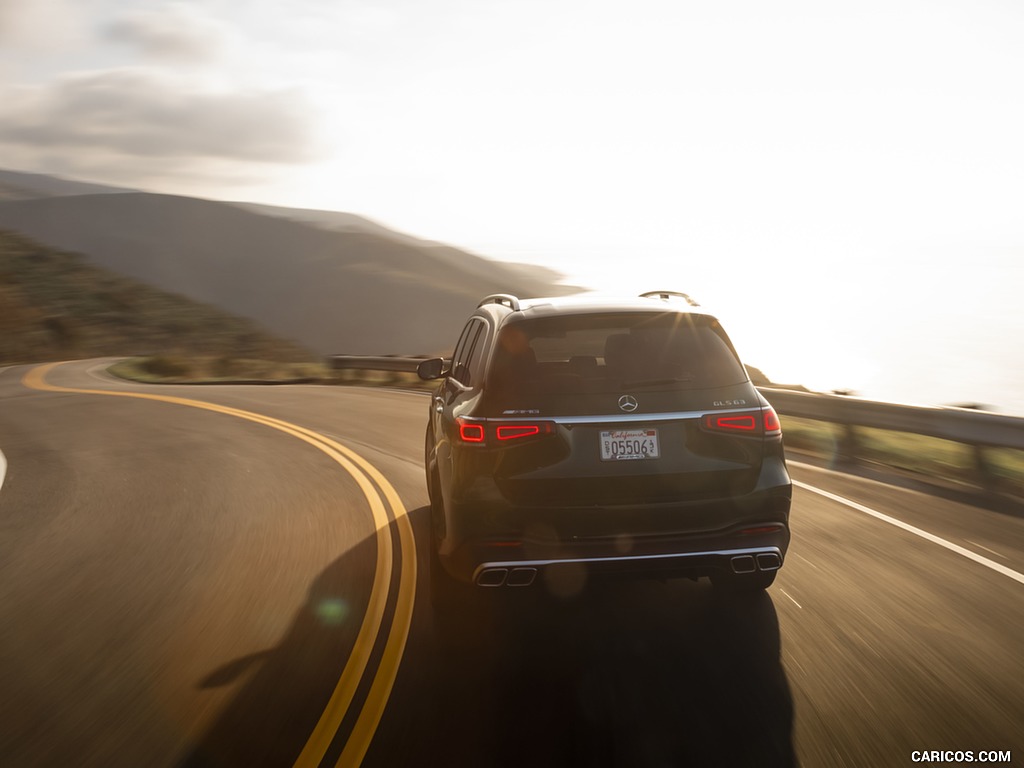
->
[2,0,1022,412]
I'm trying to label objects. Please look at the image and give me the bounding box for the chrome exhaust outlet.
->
[506,568,537,587]
[730,555,757,574]
[476,568,508,587]
[756,553,782,571]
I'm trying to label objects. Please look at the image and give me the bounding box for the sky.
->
[1,0,1022,412]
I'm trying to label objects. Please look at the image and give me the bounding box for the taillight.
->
[703,413,757,432]
[457,419,554,444]
[458,420,485,442]
[496,424,542,440]
[702,407,782,437]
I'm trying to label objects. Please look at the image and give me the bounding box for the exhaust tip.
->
[730,555,757,574]
[756,553,782,571]
[506,568,537,587]
[476,568,508,587]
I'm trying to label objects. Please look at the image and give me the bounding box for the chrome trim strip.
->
[491,407,761,425]
[472,546,782,582]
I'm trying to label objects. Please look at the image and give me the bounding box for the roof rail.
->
[478,293,521,311]
[639,290,700,307]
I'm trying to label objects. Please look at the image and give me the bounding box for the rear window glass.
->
[486,312,747,394]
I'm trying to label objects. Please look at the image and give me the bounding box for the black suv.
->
[418,291,791,611]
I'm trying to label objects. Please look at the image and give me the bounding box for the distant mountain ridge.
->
[229,201,436,246]
[0,169,578,356]
[231,200,568,288]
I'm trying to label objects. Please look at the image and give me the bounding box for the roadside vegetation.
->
[0,228,316,367]
[108,356,330,384]
[108,358,441,387]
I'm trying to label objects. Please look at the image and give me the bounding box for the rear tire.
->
[429,536,474,614]
[427,475,485,647]
[430,539,488,648]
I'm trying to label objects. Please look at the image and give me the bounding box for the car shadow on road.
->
[367,506,797,768]
[417,574,797,768]
[179,505,795,768]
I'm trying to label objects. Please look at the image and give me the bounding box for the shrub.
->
[142,355,191,378]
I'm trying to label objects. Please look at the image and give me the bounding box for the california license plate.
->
[600,429,660,461]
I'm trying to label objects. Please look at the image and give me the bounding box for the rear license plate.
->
[600,429,660,461]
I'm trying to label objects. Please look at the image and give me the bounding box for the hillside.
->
[0,228,313,365]
[0,168,140,200]
[0,181,578,356]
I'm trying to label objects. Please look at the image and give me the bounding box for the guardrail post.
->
[836,423,861,467]
[971,445,996,491]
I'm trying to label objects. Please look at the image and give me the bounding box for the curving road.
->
[0,360,1022,767]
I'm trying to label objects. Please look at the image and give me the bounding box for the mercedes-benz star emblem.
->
[618,394,639,413]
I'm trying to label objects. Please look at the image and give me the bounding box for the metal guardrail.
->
[328,355,425,373]
[757,388,1024,452]
[757,387,1024,491]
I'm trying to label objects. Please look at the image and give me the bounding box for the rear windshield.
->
[486,312,748,395]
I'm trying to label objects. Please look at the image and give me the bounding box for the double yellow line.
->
[23,362,417,767]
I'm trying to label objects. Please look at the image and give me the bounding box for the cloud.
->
[0,68,319,164]
[0,0,93,48]
[101,3,228,64]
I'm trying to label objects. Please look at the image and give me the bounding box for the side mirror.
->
[417,357,447,381]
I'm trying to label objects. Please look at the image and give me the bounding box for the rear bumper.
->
[438,507,791,585]
[470,545,784,588]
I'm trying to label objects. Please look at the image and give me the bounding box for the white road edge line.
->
[793,479,1024,587]
[965,540,1008,560]
[779,588,803,609]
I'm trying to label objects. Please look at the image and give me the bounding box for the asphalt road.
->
[1,360,1022,767]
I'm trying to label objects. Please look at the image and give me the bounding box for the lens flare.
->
[314,598,350,627]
